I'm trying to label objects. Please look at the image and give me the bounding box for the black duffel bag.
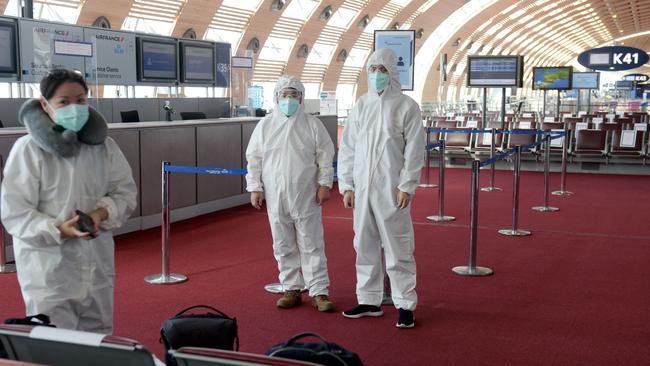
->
[161,305,239,366]
[266,332,363,366]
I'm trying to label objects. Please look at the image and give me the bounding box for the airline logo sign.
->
[623,73,649,82]
[578,46,649,71]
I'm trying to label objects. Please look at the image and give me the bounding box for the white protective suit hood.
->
[366,48,402,99]
[273,75,306,120]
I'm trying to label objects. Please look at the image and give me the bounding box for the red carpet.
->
[1,169,650,365]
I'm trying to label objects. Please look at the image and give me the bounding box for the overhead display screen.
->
[532,67,573,90]
[138,38,178,81]
[572,72,600,89]
[181,43,215,83]
[467,56,522,87]
[0,21,18,77]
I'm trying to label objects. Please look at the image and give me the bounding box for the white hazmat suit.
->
[1,105,137,334]
[338,48,425,311]
[246,75,335,297]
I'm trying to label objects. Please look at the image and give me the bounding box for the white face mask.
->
[48,102,90,132]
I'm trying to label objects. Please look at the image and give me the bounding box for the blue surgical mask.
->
[369,72,390,93]
[278,98,299,117]
[50,103,90,132]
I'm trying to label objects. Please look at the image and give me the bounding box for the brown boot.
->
[277,290,302,309]
[311,295,335,312]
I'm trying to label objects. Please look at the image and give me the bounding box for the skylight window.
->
[327,7,358,28]
[344,47,371,68]
[258,36,294,62]
[307,43,336,65]
[282,0,319,20]
[221,0,263,11]
[363,16,390,34]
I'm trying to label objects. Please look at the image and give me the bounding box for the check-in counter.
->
[0,115,338,260]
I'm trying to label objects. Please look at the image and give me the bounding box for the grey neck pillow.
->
[19,99,108,158]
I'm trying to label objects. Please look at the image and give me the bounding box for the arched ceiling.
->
[3,0,650,103]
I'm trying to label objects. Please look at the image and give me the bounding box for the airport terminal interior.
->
[0,0,649,365]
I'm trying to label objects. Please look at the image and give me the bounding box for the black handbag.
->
[266,332,363,366]
[160,305,239,366]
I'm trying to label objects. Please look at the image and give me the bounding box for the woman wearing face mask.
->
[246,75,336,312]
[0,69,137,334]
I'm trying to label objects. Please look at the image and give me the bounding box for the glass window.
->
[258,37,294,62]
[344,48,371,68]
[282,0,319,20]
[122,17,174,36]
[204,29,242,50]
[336,83,356,116]
[307,43,336,65]
[327,7,358,28]
[221,0,263,11]
[303,82,321,99]
[363,16,390,34]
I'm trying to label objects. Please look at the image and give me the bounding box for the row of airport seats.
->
[0,324,317,366]
[120,111,208,123]
[426,118,650,165]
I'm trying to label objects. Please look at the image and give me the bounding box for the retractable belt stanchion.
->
[552,123,574,196]
[419,128,436,188]
[498,146,531,236]
[0,156,16,274]
[481,128,502,192]
[145,161,188,284]
[427,139,455,222]
[533,135,559,212]
[453,160,493,276]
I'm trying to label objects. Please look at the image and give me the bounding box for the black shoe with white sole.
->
[342,304,383,319]
[396,309,415,328]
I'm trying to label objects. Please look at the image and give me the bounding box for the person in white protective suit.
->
[1,69,137,334]
[246,75,336,312]
[338,48,425,328]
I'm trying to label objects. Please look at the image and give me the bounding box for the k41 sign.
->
[578,46,649,71]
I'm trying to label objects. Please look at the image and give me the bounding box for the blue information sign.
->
[578,46,649,71]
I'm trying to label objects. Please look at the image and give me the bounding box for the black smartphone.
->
[75,210,96,238]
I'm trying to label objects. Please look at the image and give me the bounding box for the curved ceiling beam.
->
[171,0,224,39]
[320,1,385,91]
[237,0,291,79]
[77,0,134,27]
[283,1,347,81]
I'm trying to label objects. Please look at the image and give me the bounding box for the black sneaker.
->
[342,304,383,319]
[396,309,415,328]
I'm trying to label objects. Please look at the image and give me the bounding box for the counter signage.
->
[578,46,649,71]
[622,73,649,82]
[83,27,137,85]
[374,30,415,90]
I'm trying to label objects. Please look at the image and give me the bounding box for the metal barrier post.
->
[453,160,493,276]
[0,156,16,274]
[498,146,531,236]
[533,135,559,212]
[552,125,574,196]
[419,128,436,188]
[427,140,455,222]
[482,128,502,192]
[145,161,188,284]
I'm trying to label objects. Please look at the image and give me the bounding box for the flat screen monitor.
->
[615,80,633,90]
[572,72,600,89]
[137,37,178,82]
[0,20,18,78]
[532,67,573,90]
[180,42,215,83]
[467,56,523,87]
